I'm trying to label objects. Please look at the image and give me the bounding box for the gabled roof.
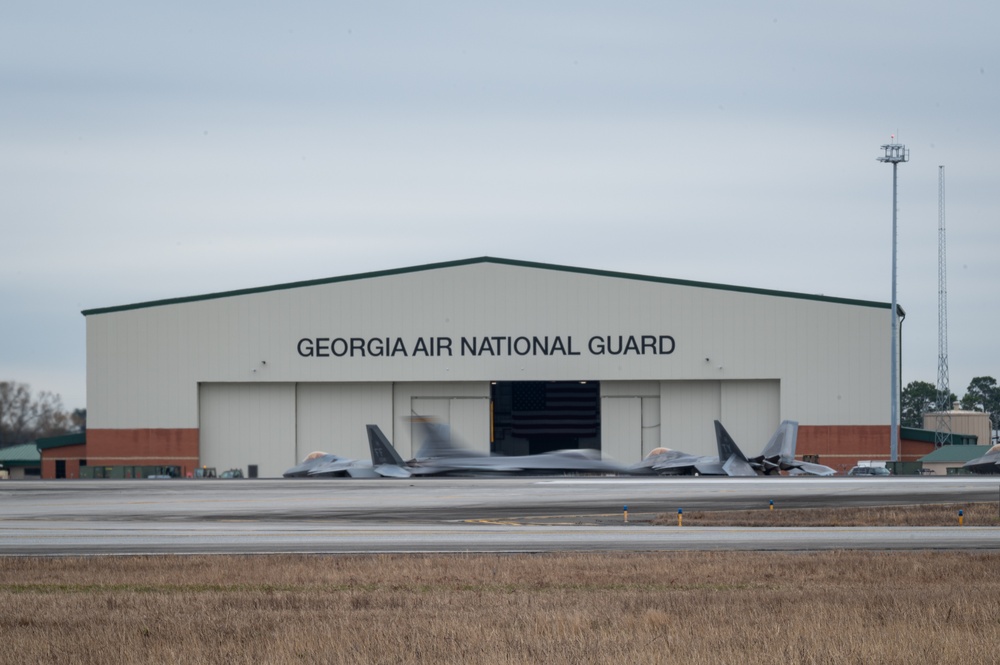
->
[918,445,993,463]
[82,256,891,316]
[0,442,41,466]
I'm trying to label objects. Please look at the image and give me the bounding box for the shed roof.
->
[918,445,993,463]
[36,432,86,450]
[0,442,41,466]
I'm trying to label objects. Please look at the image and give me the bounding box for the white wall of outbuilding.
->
[85,259,892,477]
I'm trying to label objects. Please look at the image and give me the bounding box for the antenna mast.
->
[935,165,953,446]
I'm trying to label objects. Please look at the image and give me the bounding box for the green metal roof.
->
[35,432,86,450]
[901,427,978,446]
[918,445,993,463]
[0,442,41,466]
[81,256,892,316]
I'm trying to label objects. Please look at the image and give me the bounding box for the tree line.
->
[0,381,85,448]
[901,376,999,439]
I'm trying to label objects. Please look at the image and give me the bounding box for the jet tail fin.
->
[714,421,749,463]
[409,416,472,459]
[714,420,756,476]
[367,424,407,467]
[759,420,799,461]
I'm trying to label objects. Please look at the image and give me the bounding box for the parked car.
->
[848,466,891,476]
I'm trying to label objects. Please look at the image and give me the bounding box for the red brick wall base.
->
[798,425,934,474]
[84,428,200,477]
[40,444,87,479]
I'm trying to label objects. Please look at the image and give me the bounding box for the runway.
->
[2,476,998,555]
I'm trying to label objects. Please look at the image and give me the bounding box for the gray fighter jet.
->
[962,444,1000,474]
[282,451,379,478]
[629,420,835,477]
[366,421,626,477]
[740,420,836,476]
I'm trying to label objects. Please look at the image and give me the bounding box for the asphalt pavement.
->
[1,476,998,555]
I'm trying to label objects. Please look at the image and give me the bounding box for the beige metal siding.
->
[660,381,721,455]
[199,383,295,478]
[601,396,642,462]
[721,380,781,453]
[295,383,392,462]
[923,410,991,447]
[88,262,891,452]
[600,382,662,461]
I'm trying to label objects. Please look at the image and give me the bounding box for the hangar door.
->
[296,383,393,463]
[411,397,490,453]
[602,396,660,463]
[200,382,397,478]
[199,383,296,478]
[659,379,780,457]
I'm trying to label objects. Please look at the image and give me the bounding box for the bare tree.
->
[0,381,74,447]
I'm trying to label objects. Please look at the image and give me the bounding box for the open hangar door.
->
[489,381,601,455]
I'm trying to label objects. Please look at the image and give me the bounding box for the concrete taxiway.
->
[1,476,998,555]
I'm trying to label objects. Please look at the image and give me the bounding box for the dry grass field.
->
[2,504,999,664]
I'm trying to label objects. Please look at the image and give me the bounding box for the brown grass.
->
[649,502,1000,527]
[2,551,1000,664]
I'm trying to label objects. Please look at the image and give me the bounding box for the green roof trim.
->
[82,256,892,316]
[918,445,993,463]
[0,442,41,465]
[901,427,978,445]
[35,432,86,450]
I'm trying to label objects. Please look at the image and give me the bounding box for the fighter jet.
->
[962,444,1000,474]
[735,420,836,476]
[366,421,626,477]
[629,420,834,477]
[282,451,379,478]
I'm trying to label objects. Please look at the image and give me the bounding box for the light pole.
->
[877,138,908,463]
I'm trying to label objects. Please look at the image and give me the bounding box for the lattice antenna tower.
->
[935,165,953,446]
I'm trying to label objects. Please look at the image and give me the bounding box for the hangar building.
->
[81,257,899,478]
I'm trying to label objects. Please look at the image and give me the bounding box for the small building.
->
[36,432,87,479]
[0,442,42,479]
[918,444,992,476]
[923,404,992,448]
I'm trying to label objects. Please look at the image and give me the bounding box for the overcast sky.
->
[2,2,998,413]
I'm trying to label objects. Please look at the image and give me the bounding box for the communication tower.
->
[935,165,953,446]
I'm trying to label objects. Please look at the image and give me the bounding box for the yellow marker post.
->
[623,505,628,524]
[677,508,683,527]
[959,509,964,526]
[769,500,774,511]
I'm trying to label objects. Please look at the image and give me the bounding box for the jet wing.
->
[646,453,699,474]
[307,458,368,477]
[284,453,346,478]
[374,464,413,478]
[644,454,725,476]
[963,451,1000,474]
[691,458,727,475]
[785,460,836,476]
[721,455,756,477]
